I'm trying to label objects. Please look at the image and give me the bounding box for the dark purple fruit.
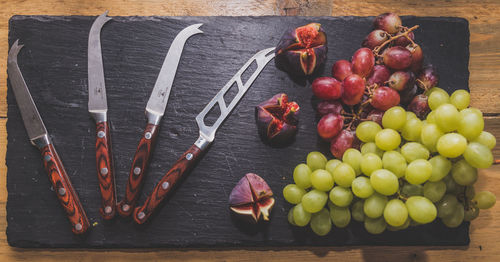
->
[367,65,391,86]
[373,13,402,34]
[229,173,275,223]
[400,84,418,105]
[387,71,415,91]
[408,94,430,119]
[317,100,343,116]
[255,93,299,145]
[362,30,389,49]
[382,46,412,70]
[416,64,439,90]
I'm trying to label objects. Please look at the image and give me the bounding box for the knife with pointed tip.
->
[8,40,90,234]
[88,11,116,220]
[133,47,276,224]
[117,23,203,217]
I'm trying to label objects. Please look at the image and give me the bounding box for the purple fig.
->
[255,93,299,145]
[229,173,275,223]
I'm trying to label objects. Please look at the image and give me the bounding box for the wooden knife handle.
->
[40,144,90,234]
[133,144,203,224]
[117,123,159,217]
[95,121,116,220]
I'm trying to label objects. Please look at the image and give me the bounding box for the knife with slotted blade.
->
[117,23,203,217]
[88,11,116,220]
[8,40,90,234]
[133,47,276,224]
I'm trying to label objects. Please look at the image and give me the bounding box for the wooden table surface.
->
[1,0,499,261]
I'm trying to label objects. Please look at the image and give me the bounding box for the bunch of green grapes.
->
[283,88,497,236]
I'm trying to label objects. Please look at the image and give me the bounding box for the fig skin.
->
[275,23,328,76]
[229,173,275,223]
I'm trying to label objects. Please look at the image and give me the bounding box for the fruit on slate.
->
[229,173,275,223]
[317,113,344,140]
[382,46,412,70]
[370,86,401,111]
[342,74,366,105]
[387,71,415,92]
[373,13,402,34]
[316,100,343,116]
[311,77,343,100]
[407,94,430,119]
[395,31,414,47]
[255,93,299,145]
[406,44,423,72]
[352,48,375,78]
[332,59,353,81]
[330,129,356,159]
[366,109,384,126]
[416,65,439,90]
[275,23,327,75]
[363,30,390,49]
[367,65,391,86]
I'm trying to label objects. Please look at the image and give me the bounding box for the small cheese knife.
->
[133,47,276,224]
[88,11,116,220]
[8,40,90,234]
[117,23,203,217]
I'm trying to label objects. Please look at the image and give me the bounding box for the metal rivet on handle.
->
[104,206,112,214]
[100,167,108,176]
[97,131,106,138]
[133,167,141,175]
[145,132,152,139]
[58,187,66,196]
[44,155,51,162]
[137,212,145,220]
[162,182,170,190]
[75,223,82,231]
[186,153,193,160]
[122,204,130,212]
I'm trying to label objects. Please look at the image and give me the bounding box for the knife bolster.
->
[146,110,162,125]
[31,134,50,149]
[90,111,107,123]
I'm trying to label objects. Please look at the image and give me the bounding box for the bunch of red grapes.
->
[311,13,438,159]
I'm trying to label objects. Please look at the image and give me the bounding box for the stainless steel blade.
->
[88,11,112,117]
[195,47,275,145]
[7,40,48,142]
[145,23,203,122]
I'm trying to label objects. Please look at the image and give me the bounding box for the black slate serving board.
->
[6,15,470,248]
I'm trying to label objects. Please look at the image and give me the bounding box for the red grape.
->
[330,129,355,159]
[366,109,384,125]
[317,113,344,141]
[317,100,343,116]
[311,77,343,100]
[382,46,412,70]
[370,86,400,110]
[406,43,423,72]
[341,74,366,105]
[352,48,375,78]
[408,94,430,119]
[387,71,414,91]
[332,60,353,81]
[394,31,414,47]
[367,65,391,86]
[416,64,439,90]
[373,13,402,34]
[362,30,389,49]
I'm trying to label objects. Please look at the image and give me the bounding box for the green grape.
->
[352,176,375,198]
[443,175,463,194]
[473,191,496,209]
[356,121,382,142]
[360,153,383,176]
[361,142,384,157]
[310,208,332,236]
[364,217,387,234]
[435,103,460,132]
[428,89,450,110]
[406,111,417,120]
[436,194,458,218]
[426,110,436,124]
[472,131,496,150]
[441,203,464,228]
[409,219,421,227]
[375,129,401,151]
[465,186,475,199]
[425,86,442,96]
[329,204,351,228]
[450,89,470,110]
[329,186,353,207]
[311,169,334,191]
[307,151,327,171]
[382,106,407,130]
[301,189,328,213]
[461,107,483,117]
[458,108,484,140]
[293,164,312,189]
[288,207,296,225]
[451,159,478,186]
[464,207,480,221]
[463,142,493,169]
[383,199,409,227]
[423,181,447,202]
[343,148,363,176]
[333,163,356,187]
[420,123,444,152]
[401,117,423,142]
[401,183,423,197]
[325,159,342,178]
[370,169,399,195]
[428,155,452,182]
[351,200,365,222]
[405,159,432,185]
[436,133,467,158]
[283,184,307,204]
[293,203,312,226]
[364,193,388,218]
[406,196,437,224]
[401,142,430,162]
[382,151,407,178]
[387,218,410,231]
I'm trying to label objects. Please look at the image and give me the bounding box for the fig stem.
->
[373,25,420,56]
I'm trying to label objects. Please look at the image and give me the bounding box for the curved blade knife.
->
[88,11,115,220]
[133,47,276,224]
[8,40,90,234]
[117,23,203,217]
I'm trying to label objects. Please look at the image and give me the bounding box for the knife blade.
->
[8,40,90,234]
[133,47,276,224]
[88,11,116,220]
[117,23,203,217]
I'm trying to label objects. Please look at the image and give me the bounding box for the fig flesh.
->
[229,173,275,223]
[255,93,299,145]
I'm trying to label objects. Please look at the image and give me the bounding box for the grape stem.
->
[373,25,420,56]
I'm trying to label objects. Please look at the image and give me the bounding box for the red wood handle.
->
[40,144,90,234]
[133,144,203,224]
[95,121,116,220]
[117,123,159,217]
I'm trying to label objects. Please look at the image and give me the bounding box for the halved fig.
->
[229,173,275,223]
[255,93,299,145]
[276,23,328,76]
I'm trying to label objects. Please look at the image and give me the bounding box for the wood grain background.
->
[1,0,499,261]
